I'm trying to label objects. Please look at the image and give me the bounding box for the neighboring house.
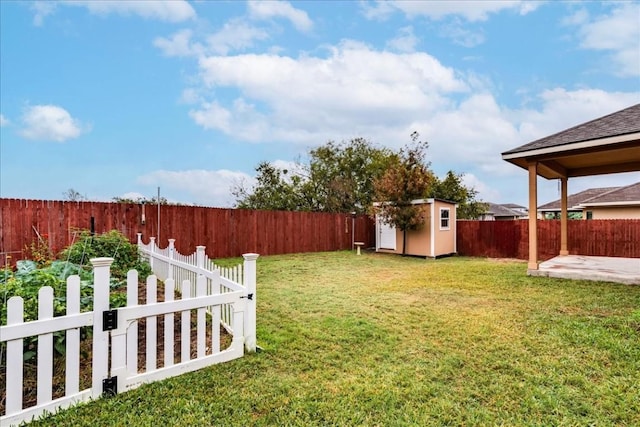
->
[477,202,528,220]
[538,182,640,219]
[500,203,528,216]
[374,199,457,258]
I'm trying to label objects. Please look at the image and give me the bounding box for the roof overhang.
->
[579,201,640,208]
[501,133,640,180]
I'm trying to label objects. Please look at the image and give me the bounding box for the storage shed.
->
[375,198,457,258]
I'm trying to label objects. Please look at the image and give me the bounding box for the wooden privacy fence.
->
[0,199,375,267]
[1,252,257,426]
[457,219,640,260]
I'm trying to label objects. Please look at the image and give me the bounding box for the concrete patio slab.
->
[528,255,640,285]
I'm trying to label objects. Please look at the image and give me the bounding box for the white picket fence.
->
[1,244,258,426]
[136,235,258,352]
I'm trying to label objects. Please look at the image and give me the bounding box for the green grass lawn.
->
[32,252,640,426]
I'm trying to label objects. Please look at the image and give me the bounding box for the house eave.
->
[578,201,640,208]
[501,132,640,161]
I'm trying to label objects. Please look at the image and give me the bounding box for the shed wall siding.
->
[434,200,456,256]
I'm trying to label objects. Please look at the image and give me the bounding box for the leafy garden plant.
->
[1,230,151,360]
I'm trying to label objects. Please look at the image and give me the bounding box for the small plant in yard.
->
[23,234,54,268]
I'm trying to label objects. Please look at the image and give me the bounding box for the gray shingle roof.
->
[485,202,527,217]
[538,182,640,210]
[581,182,640,205]
[503,103,640,155]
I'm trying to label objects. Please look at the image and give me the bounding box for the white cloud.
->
[439,19,485,47]
[191,42,467,144]
[513,88,640,143]
[0,114,9,127]
[137,169,254,207]
[19,105,88,142]
[57,0,195,23]
[569,3,640,77]
[460,173,501,202]
[154,20,271,58]
[154,29,204,58]
[206,19,270,55]
[31,1,56,26]
[386,26,419,53]
[362,0,540,22]
[247,0,313,32]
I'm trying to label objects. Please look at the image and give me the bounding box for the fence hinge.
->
[103,309,118,331]
[241,293,254,300]
[102,377,118,397]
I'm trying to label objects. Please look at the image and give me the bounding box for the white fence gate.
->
[1,242,258,426]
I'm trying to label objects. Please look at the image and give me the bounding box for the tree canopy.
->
[233,135,485,219]
[233,138,396,213]
[430,171,488,219]
[372,132,433,255]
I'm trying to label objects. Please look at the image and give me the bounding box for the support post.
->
[242,253,260,353]
[560,177,569,256]
[90,257,114,398]
[527,163,539,270]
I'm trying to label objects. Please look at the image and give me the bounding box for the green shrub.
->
[59,229,151,280]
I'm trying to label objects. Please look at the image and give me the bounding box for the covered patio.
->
[502,103,640,285]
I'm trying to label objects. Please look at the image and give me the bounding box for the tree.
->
[430,171,488,219]
[232,138,396,213]
[63,188,87,201]
[304,138,397,213]
[112,196,169,204]
[373,132,434,255]
[232,161,307,211]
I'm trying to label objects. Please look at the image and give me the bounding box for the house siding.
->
[585,206,640,220]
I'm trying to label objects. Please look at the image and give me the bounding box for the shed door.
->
[378,218,396,250]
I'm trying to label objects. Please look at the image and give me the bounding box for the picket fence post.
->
[150,237,158,271]
[168,239,176,280]
[242,253,259,353]
[90,257,113,399]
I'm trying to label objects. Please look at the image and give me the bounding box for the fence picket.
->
[65,275,81,396]
[6,297,24,413]
[146,275,158,373]
[181,279,191,363]
[37,286,54,405]
[164,278,175,368]
[126,269,139,376]
[211,269,221,354]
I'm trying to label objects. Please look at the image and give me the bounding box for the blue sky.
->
[1,0,639,208]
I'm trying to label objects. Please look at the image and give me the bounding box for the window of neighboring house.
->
[440,208,450,230]
[586,211,593,220]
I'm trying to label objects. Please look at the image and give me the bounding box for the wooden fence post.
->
[90,257,114,399]
[242,253,259,353]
